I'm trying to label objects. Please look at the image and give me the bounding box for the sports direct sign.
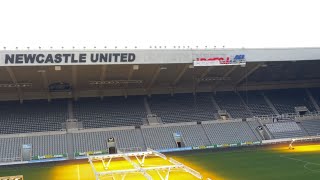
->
[193,54,246,66]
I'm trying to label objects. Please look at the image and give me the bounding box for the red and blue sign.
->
[193,54,246,66]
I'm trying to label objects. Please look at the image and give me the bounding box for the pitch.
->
[0,144,319,180]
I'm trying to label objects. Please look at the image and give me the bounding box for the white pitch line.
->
[280,155,320,173]
[304,163,320,173]
[280,155,319,165]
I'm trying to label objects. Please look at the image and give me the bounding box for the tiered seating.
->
[0,119,317,163]
[239,91,275,116]
[0,100,68,134]
[148,93,217,123]
[73,96,146,128]
[24,134,68,156]
[0,134,68,162]
[265,122,308,139]
[214,92,252,119]
[202,121,258,144]
[300,120,320,136]
[0,88,318,135]
[72,129,144,152]
[265,89,316,114]
[0,138,21,161]
[141,124,210,150]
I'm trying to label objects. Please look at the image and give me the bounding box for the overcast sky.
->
[0,0,319,50]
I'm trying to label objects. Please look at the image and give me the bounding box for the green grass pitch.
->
[0,144,319,180]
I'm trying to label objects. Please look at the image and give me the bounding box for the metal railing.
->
[254,111,320,121]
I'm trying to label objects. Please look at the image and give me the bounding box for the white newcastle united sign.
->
[0,50,193,66]
[1,52,136,66]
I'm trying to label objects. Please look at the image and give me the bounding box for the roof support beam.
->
[234,64,261,86]
[98,65,108,98]
[197,66,215,85]
[172,64,189,86]
[100,65,108,81]
[124,65,139,94]
[194,66,214,93]
[145,66,161,92]
[200,67,215,79]
[40,71,51,101]
[5,67,23,103]
[212,65,238,90]
[72,66,78,100]
[127,65,139,80]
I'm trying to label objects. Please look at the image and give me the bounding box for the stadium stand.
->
[213,91,253,119]
[0,88,318,135]
[24,134,68,156]
[0,138,22,161]
[147,93,218,123]
[0,87,320,162]
[0,100,68,134]
[202,121,259,144]
[264,89,316,114]
[300,119,320,136]
[141,123,210,150]
[1,47,320,171]
[73,96,146,128]
[239,91,275,116]
[265,122,308,139]
[0,134,68,161]
[72,127,145,153]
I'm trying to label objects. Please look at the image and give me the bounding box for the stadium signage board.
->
[193,54,246,66]
[157,147,192,153]
[1,52,136,66]
[75,150,108,157]
[1,48,319,66]
[31,153,68,161]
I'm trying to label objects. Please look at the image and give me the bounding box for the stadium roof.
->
[0,48,319,101]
